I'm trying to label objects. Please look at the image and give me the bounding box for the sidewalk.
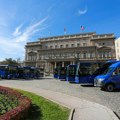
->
[0,83,118,120]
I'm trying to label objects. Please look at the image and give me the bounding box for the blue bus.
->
[58,67,66,80]
[54,68,59,79]
[0,65,18,79]
[17,66,32,79]
[30,67,41,78]
[94,61,120,92]
[75,62,102,84]
[66,65,77,82]
[77,61,118,85]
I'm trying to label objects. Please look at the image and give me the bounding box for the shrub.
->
[0,86,31,120]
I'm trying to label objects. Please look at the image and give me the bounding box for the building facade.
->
[115,37,120,60]
[25,32,116,73]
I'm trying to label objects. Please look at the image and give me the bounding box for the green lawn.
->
[16,89,70,120]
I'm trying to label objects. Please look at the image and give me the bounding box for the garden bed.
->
[0,86,31,120]
[0,94,18,115]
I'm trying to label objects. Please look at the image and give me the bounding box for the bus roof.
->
[0,65,18,67]
[67,64,76,66]
[110,61,120,68]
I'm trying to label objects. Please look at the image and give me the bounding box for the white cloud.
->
[78,6,88,16]
[0,37,23,61]
[12,23,23,36]
[15,16,49,43]
[0,16,49,61]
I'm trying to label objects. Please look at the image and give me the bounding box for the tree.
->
[1,58,19,65]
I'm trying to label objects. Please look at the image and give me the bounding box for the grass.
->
[16,89,70,120]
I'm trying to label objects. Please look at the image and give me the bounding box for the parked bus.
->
[94,61,120,92]
[0,65,18,79]
[17,66,32,79]
[58,67,66,80]
[39,68,44,77]
[54,68,59,79]
[75,62,101,84]
[66,65,77,82]
[77,60,118,85]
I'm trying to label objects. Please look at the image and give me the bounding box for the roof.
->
[39,32,96,40]
[110,61,120,67]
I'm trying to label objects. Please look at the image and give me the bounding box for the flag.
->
[81,26,85,30]
[64,28,67,34]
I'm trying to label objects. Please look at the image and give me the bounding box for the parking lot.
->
[0,77,120,118]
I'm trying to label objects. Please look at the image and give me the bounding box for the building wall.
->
[25,32,116,73]
[115,37,120,60]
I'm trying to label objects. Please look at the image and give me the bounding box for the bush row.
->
[0,86,31,120]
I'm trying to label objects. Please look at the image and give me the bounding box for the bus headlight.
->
[94,78,104,87]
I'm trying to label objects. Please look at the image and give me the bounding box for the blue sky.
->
[0,0,120,61]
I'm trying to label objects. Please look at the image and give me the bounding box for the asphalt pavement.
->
[0,77,120,119]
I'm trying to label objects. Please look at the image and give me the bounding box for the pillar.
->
[62,61,64,67]
[51,63,54,73]
[55,62,56,68]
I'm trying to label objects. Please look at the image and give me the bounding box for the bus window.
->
[69,67,76,76]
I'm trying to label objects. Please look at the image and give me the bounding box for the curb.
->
[69,108,75,120]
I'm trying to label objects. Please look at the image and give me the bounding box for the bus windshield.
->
[0,65,17,74]
[66,66,76,76]
[59,67,66,75]
[0,65,8,70]
[76,62,99,76]
[54,68,58,75]
[102,67,115,75]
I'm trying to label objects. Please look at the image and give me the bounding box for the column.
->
[51,63,54,73]
[73,61,75,65]
[55,62,56,68]
[70,61,72,65]
[62,61,64,67]
[49,63,51,73]
[48,62,50,73]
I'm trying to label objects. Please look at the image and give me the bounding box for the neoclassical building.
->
[115,37,120,60]
[25,32,116,73]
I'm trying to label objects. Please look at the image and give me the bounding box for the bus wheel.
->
[105,83,114,92]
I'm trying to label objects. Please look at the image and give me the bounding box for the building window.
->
[90,52,94,58]
[77,43,80,47]
[83,43,87,46]
[60,45,63,48]
[55,45,57,48]
[83,53,86,59]
[71,44,74,47]
[50,46,53,48]
[45,46,48,48]
[66,44,69,48]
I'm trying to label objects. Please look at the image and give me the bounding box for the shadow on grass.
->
[25,103,42,120]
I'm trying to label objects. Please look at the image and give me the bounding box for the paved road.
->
[0,77,120,118]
